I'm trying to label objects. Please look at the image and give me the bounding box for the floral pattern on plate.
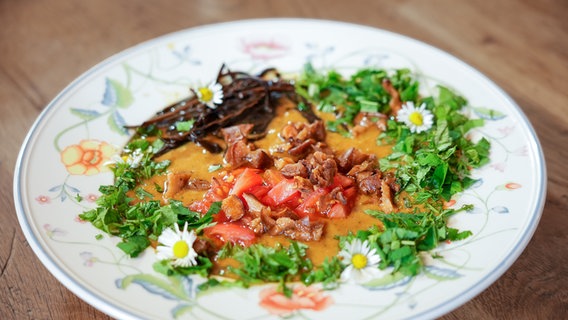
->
[15,19,545,320]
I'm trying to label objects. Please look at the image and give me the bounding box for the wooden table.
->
[1,1,566,319]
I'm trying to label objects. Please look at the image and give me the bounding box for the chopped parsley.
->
[296,64,490,204]
[79,139,212,257]
[80,65,492,296]
[175,119,195,132]
[213,241,342,296]
[345,205,474,277]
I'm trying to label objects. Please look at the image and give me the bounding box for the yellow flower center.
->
[409,112,424,126]
[172,240,189,258]
[198,87,213,102]
[351,253,368,269]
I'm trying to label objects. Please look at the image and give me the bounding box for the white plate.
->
[14,19,546,320]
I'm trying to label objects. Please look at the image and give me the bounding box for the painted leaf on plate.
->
[423,266,462,281]
[107,111,128,135]
[473,107,506,120]
[363,272,410,290]
[118,274,192,301]
[101,78,133,108]
[172,304,196,318]
[70,108,101,120]
[491,206,510,214]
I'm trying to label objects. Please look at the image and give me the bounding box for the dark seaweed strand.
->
[129,65,320,157]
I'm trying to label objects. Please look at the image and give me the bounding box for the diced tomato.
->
[294,188,327,218]
[343,186,357,203]
[327,203,349,219]
[247,184,270,200]
[265,178,300,206]
[226,167,247,179]
[203,223,256,247]
[193,167,358,227]
[260,194,277,207]
[203,179,230,203]
[229,168,264,196]
[188,200,210,214]
[263,169,285,187]
[333,173,355,188]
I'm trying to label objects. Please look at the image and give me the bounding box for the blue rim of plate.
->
[13,18,547,320]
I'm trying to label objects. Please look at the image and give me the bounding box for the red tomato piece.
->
[188,200,210,215]
[333,173,355,188]
[263,169,285,187]
[327,203,349,219]
[229,168,264,197]
[203,223,256,247]
[294,187,327,218]
[265,178,300,206]
[247,184,271,200]
[343,186,357,203]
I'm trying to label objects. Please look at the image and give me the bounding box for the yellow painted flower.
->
[338,238,385,284]
[60,140,115,176]
[397,102,434,133]
[196,82,223,109]
[156,222,198,267]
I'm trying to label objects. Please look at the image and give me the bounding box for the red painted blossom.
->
[85,193,99,202]
[505,182,522,190]
[35,195,51,204]
[259,284,333,316]
[241,38,289,60]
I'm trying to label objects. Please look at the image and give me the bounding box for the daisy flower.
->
[156,222,199,267]
[338,238,385,284]
[396,101,434,133]
[105,148,144,169]
[196,82,223,109]
[125,148,144,168]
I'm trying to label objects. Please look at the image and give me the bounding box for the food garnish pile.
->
[80,64,490,295]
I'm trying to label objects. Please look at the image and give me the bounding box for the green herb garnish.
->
[217,241,342,296]
[344,205,474,276]
[297,64,490,205]
[80,65,492,297]
[175,119,195,132]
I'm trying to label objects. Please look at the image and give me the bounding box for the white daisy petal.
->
[367,252,381,266]
[340,265,355,282]
[157,228,179,247]
[360,266,386,281]
[155,222,199,267]
[397,102,434,133]
[155,245,174,260]
[338,238,386,284]
[196,81,224,109]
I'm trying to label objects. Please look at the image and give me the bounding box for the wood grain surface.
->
[1,0,567,319]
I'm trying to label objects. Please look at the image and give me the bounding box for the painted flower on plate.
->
[80,252,98,267]
[338,238,385,284]
[490,162,506,172]
[84,193,99,203]
[60,140,115,176]
[397,101,434,133]
[156,222,198,267]
[196,82,223,109]
[505,182,522,190]
[241,38,289,60]
[259,284,333,316]
[43,224,67,238]
[35,195,51,204]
